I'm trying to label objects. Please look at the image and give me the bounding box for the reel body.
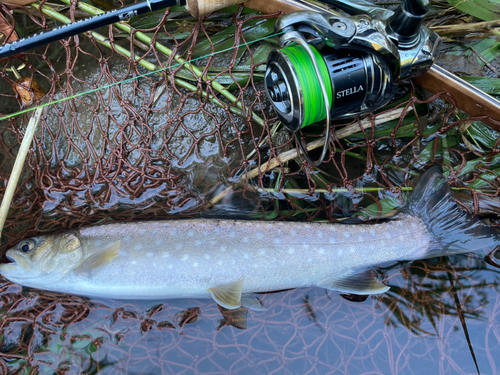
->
[264,0,441,164]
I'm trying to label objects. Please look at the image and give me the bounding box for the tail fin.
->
[402,166,500,258]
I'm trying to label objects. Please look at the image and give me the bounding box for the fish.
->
[1,167,499,310]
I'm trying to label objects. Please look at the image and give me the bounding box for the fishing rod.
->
[0,0,247,59]
[0,0,181,59]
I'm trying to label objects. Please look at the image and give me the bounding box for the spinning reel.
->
[265,0,441,165]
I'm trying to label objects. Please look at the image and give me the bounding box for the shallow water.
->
[1,252,499,374]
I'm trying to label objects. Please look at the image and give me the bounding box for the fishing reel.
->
[265,0,441,165]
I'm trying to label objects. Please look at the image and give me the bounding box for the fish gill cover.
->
[0,0,499,374]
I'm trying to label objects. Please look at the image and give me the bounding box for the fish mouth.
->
[0,251,30,273]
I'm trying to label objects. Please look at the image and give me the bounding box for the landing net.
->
[0,2,500,373]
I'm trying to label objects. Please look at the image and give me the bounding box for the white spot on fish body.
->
[175,243,183,251]
[243,253,250,260]
[134,243,143,251]
[343,232,351,239]
[307,258,313,263]
[139,228,148,235]
[338,249,343,256]
[204,254,211,260]
[349,246,355,253]
[147,252,153,258]
[329,237,336,244]
[290,229,297,236]
[182,254,189,261]
[188,230,195,237]
[369,229,376,237]
[193,262,199,267]
[170,229,177,236]
[316,231,324,238]
[288,248,295,255]
[242,237,250,243]
[220,246,227,252]
[273,238,282,244]
[218,261,223,266]
[318,248,325,255]
[162,252,170,258]
[124,235,131,241]
[155,239,163,246]
[168,264,173,269]
[258,249,266,256]
[232,260,236,265]
[131,260,137,265]
[256,233,264,240]
[195,240,204,247]
[384,232,393,239]
[230,231,237,239]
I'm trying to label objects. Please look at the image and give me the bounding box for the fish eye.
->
[19,239,35,253]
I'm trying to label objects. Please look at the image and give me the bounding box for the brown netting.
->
[0,2,500,374]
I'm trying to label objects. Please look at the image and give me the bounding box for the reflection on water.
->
[1,251,499,374]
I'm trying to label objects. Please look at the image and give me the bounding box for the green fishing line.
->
[281,44,332,128]
[0,31,284,122]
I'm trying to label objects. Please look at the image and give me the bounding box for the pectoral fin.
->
[74,240,120,276]
[317,270,389,295]
[208,277,244,309]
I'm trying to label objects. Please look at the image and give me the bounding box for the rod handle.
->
[185,0,246,17]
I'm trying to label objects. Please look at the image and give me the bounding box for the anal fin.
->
[208,277,244,309]
[317,269,389,295]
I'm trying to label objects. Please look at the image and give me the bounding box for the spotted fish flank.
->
[0,168,499,309]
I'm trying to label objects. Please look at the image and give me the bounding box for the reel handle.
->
[389,0,430,41]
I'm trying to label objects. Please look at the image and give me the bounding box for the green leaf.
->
[469,167,500,189]
[130,9,188,29]
[470,39,500,64]
[467,121,500,149]
[447,0,500,21]
[461,77,500,95]
[89,342,98,353]
[192,18,275,58]
[445,39,500,65]
[352,196,403,219]
[242,39,279,66]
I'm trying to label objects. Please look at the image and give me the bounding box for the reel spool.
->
[265,4,441,165]
[266,45,394,132]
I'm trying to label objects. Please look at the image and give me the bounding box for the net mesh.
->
[0,2,500,373]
